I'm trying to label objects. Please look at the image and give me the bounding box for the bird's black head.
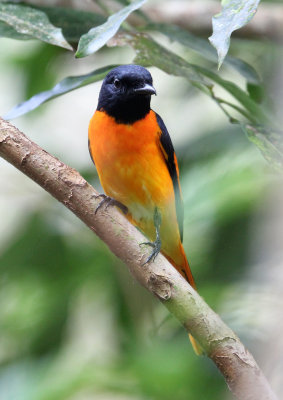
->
[97,65,156,124]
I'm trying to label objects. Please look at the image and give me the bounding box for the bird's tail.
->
[164,243,203,356]
[164,242,196,289]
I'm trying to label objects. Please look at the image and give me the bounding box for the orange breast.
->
[89,109,184,267]
[88,110,174,213]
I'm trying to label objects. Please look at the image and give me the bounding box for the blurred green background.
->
[0,1,283,399]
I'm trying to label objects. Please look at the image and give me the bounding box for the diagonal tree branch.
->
[0,117,278,400]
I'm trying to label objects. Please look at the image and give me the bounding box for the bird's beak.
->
[134,84,157,96]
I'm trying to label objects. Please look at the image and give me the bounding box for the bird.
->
[88,64,201,354]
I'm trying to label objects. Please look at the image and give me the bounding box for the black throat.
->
[97,95,151,124]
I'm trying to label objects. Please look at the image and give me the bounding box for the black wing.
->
[88,138,95,165]
[155,113,184,242]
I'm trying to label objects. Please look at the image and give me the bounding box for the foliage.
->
[4,65,117,118]
[209,0,261,68]
[0,3,72,49]
[0,1,282,399]
[75,0,147,58]
[2,0,282,171]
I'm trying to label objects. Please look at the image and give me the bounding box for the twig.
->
[0,117,278,400]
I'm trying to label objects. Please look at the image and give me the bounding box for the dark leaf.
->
[4,65,116,120]
[121,33,268,124]
[247,83,264,103]
[123,33,208,88]
[195,65,268,124]
[36,6,106,44]
[142,23,261,86]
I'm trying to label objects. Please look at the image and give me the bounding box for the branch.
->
[0,117,278,400]
[142,1,283,41]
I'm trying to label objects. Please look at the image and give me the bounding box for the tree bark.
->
[0,117,278,400]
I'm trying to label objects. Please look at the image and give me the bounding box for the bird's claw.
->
[140,238,161,265]
[94,194,128,215]
[139,207,162,265]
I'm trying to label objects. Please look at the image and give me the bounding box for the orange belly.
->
[88,110,182,262]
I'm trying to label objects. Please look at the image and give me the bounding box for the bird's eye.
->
[114,79,121,89]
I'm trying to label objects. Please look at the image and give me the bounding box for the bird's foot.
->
[140,207,162,265]
[94,194,128,215]
[140,237,161,265]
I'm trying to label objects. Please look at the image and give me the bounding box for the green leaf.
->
[0,3,72,50]
[209,0,261,68]
[0,19,31,40]
[0,6,106,44]
[4,65,116,120]
[6,32,269,126]
[75,0,147,58]
[247,82,264,103]
[122,33,267,124]
[195,65,268,124]
[123,33,209,90]
[35,6,106,44]
[242,124,283,172]
[142,23,261,86]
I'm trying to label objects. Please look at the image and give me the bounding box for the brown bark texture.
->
[0,117,278,400]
